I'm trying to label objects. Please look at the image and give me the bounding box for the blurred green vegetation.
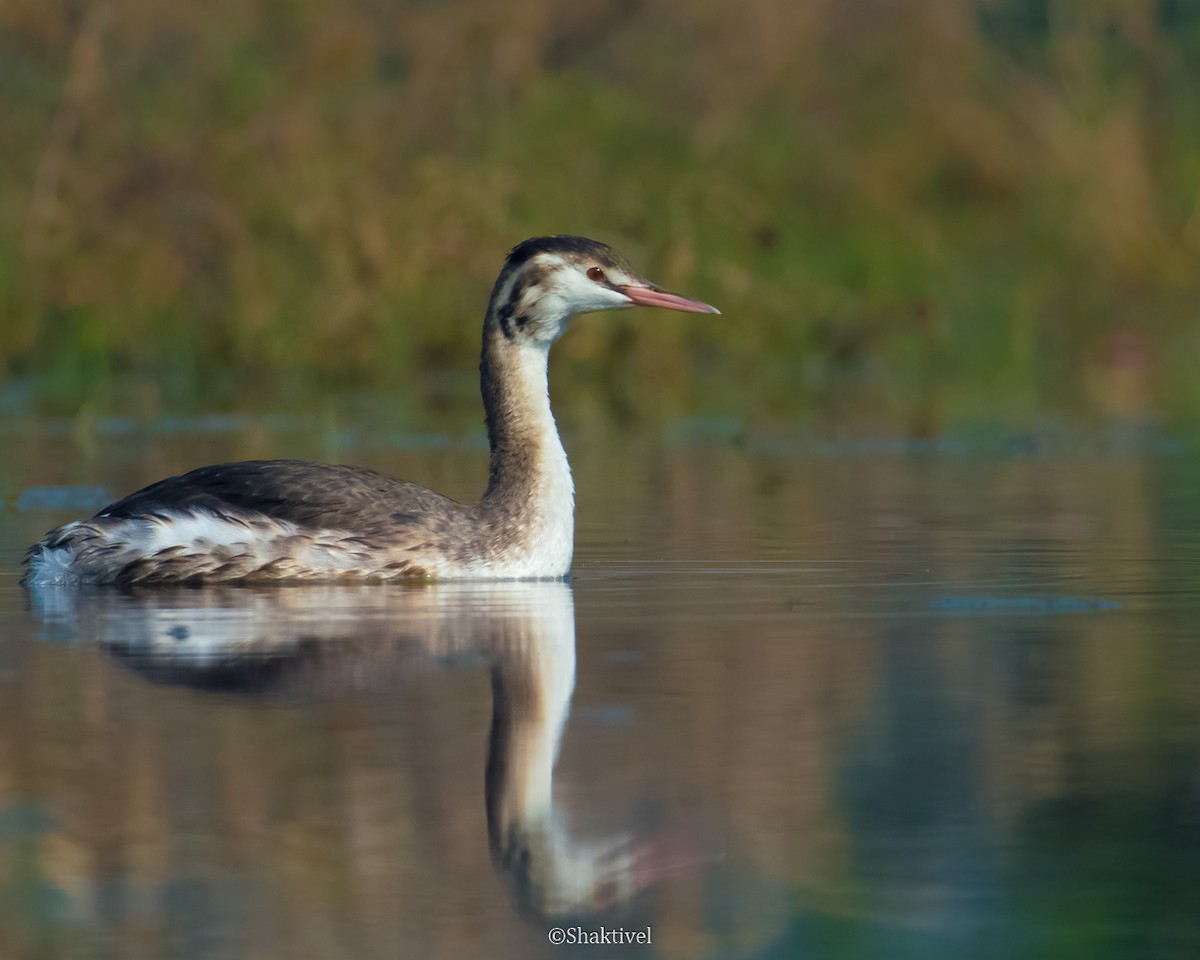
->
[2,0,1200,420]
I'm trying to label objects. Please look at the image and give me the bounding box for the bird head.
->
[488,235,719,346]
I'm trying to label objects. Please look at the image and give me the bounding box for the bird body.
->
[28,459,572,583]
[24,236,717,585]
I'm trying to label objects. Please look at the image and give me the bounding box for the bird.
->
[23,235,718,585]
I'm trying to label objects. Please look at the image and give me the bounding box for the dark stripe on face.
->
[519,263,551,289]
[495,300,517,341]
[491,260,560,342]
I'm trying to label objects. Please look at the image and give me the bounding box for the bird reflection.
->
[27,580,686,921]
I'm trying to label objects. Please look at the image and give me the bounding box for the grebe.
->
[23,235,718,585]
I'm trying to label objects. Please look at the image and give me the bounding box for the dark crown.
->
[505,235,635,275]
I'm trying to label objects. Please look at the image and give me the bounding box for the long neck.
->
[479,329,572,513]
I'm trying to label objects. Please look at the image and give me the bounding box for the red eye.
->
[587,266,605,282]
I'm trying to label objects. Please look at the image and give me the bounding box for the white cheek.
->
[535,290,569,321]
[556,271,629,313]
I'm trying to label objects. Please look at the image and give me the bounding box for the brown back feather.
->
[97,459,471,537]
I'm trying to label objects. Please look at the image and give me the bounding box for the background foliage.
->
[2,0,1199,419]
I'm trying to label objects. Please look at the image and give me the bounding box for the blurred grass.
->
[2,0,1200,422]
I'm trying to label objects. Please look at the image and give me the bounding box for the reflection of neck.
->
[486,602,663,919]
[485,624,575,839]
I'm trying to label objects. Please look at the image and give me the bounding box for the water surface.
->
[1,417,1198,959]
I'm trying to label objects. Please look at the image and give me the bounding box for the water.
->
[1,416,1198,959]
